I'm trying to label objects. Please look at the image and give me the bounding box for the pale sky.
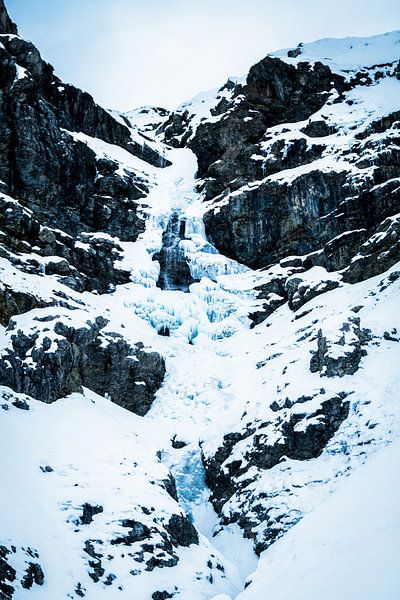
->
[7,0,400,112]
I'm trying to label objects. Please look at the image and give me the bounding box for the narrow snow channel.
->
[166,445,258,590]
[119,146,261,596]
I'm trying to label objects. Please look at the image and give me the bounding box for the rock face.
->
[0,311,165,415]
[0,3,169,260]
[0,2,169,423]
[153,212,196,292]
[163,49,400,280]
[204,391,350,522]
[0,0,17,35]
[191,58,344,182]
[309,318,372,378]
[0,193,133,293]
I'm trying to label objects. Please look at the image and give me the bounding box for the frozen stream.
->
[118,146,262,595]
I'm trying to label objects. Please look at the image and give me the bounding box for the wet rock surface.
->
[153,212,196,292]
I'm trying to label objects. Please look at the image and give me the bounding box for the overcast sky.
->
[7,0,400,112]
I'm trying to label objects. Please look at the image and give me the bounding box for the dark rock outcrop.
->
[0,313,165,415]
[0,545,16,600]
[165,514,199,547]
[0,0,17,35]
[285,273,340,311]
[205,392,350,515]
[0,2,167,257]
[111,520,151,546]
[21,563,44,590]
[162,47,400,280]
[0,285,51,326]
[80,504,104,526]
[310,319,372,377]
[153,212,196,291]
[0,545,44,599]
[203,166,400,269]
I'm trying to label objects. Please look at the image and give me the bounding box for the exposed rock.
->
[342,213,400,283]
[83,541,104,583]
[165,514,199,547]
[152,592,174,600]
[205,393,350,516]
[21,563,45,590]
[204,165,400,270]
[111,520,151,546]
[310,319,372,377]
[301,119,336,137]
[0,0,17,35]
[161,46,400,281]
[187,57,345,179]
[80,503,104,525]
[285,271,340,311]
[249,293,286,327]
[0,545,16,600]
[0,194,132,293]
[0,18,170,257]
[0,545,44,598]
[0,313,165,415]
[40,465,53,473]
[153,212,196,292]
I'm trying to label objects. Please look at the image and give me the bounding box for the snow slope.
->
[271,30,400,75]
[237,441,400,600]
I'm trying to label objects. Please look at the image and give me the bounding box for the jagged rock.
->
[310,319,372,377]
[342,213,400,283]
[249,293,286,326]
[204,170,347,268]
[0,545,16,599]
[205,393,350,514]
[111,520,151,546]
[0,313,165,415]
[204,390,351,554]
[204,161,400,270]
[153,212,196,291]
[163,474,179,502]
[285,271,341,311]
[0,0,17,35]
[165,514,199,547]
[0,285,51,326]
[0,18,169,255]
[80,504,104,525]
[83,541,105,583]
[0,194,131,293]
[186,57,345,180]
[161,46,400,279]
[74,583,85,597]
[21,563,44,589]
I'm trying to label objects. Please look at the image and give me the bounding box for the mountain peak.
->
[0,0,18,35]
